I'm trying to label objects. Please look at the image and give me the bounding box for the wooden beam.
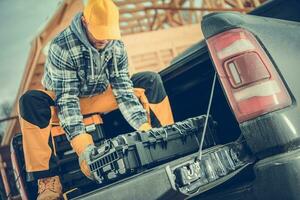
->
[252,0,261,7]
[235,0,245,8]
[165,11,176,27]
[203,0,212,8]
[0,116,18,124]
[145,8,153,31]
[219,0,226,8]
[145,5,252,12]
[172,0,185,25]
[115,0,150,7]
[152,0,185,31]
[225,0,238,7]
[0,156,10,199]
[188,0,196,23]
[151,10,158,30]
[152,12,167,31]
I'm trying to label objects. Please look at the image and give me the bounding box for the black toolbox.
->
[89,115,218,184]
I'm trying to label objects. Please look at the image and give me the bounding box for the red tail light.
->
[206,28,291,122]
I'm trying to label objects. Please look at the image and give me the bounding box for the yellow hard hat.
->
[83,0,121,40]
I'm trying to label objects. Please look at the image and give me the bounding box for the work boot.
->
[37,176,62,200]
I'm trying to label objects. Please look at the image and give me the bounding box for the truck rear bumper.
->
[75,141,253,200]
[253,148,300,200]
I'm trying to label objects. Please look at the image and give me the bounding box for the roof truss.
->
[116,0,267,35]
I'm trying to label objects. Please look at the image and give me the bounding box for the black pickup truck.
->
[10,0,300,199]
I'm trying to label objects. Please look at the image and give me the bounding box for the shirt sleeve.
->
[45,41,85,140]
[108,41,148,130]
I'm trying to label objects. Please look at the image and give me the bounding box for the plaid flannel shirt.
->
[42,27,147,140]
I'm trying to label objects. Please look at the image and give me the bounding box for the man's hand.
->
[138,123,152,132]
[70,133,95,179]
[78,145,97,179]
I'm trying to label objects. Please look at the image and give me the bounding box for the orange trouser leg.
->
[131,72,174,127]
[20,117,53,172]
[80,85,118,115]
[149,96,174,126]
[18,90,56,176]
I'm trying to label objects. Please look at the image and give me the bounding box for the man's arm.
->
[44,41,85,141]
[108,41,148,130]
[44,40,96,179]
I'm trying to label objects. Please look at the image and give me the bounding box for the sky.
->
[0,0,61,105]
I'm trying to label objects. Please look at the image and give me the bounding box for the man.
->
[18,0,174,199]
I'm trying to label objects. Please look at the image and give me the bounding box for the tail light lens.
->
[206,28,291,122]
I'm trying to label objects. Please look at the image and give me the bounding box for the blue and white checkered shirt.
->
[42,24,147,140]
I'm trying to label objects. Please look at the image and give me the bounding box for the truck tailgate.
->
[75,141,253,200]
